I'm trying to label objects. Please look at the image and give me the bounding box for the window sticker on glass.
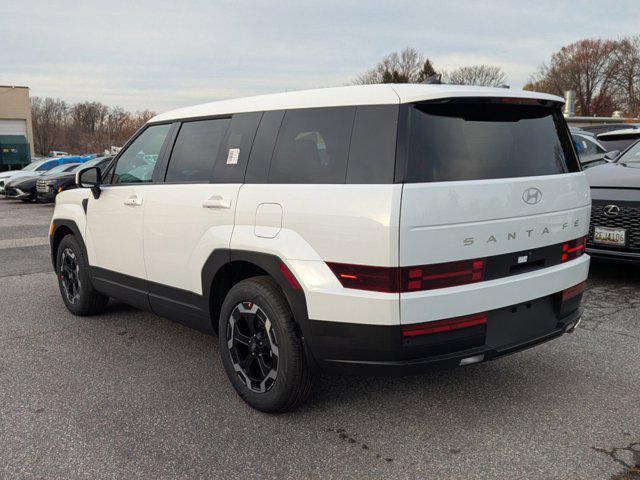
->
[226,148,240,165]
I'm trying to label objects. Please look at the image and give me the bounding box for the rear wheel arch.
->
[203,250,310,338]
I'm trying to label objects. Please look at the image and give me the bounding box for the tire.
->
[218,276,316,412]
[56,234,109,315]
[20,190,36,203]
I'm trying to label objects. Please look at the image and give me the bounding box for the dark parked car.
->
[4,163,81,202]
[36,156,113,203]
[584,139,640,263]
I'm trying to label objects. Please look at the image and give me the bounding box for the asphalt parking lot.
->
[1,199,639,480]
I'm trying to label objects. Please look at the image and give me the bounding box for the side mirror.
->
[76,166,102,199]
[604,150,620,160]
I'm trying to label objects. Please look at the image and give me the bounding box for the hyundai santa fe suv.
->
[49,84,591,412]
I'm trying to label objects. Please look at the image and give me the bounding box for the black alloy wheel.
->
[55,234,109,315]
[227,301,279,393]
[59,247,81,304]
[218,276,317,412]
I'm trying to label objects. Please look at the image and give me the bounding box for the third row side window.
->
[268,107,356,184]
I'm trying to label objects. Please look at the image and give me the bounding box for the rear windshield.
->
[403,100,579,183]
[598,135,640,153]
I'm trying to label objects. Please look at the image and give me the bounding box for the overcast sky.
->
[3,0,640,114]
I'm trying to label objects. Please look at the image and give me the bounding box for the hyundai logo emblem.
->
[603,204,621,217]
[522,188,542,205]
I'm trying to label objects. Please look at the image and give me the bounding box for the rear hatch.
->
[397,98,590,323]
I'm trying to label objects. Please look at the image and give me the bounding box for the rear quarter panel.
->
[232,184,402,325]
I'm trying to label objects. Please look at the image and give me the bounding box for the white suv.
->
[49,85,590,412]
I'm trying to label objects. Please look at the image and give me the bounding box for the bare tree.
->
[354,48,439,84]
[30,97,155,155]
[30,97,69,156]
[444,65,506,87]
[613,35,640,116]
[68,101,110,150]
[524,38,621,116]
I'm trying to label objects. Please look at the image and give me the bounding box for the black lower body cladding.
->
[305,293,583,375]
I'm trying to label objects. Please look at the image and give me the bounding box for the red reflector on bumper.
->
[561,281,586,302]
[401,312,488,338]
[279,263,301,290]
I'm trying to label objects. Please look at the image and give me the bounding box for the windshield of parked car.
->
[46,164,73,175]
[617,141,640,167]
[573,134,605,156]
[598,133,640,152]
[22,160,46,171]
[71,157,107,172]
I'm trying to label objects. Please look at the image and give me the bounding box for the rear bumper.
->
[586,246,640,264]
[305,294,583,375]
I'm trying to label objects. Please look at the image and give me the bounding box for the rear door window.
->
[403,100,579,183]
[269,107,355,184]
[165,118,230,183]
[245,110,285,183]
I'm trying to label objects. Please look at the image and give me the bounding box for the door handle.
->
[202,196,232,209]
[123,194,143,206]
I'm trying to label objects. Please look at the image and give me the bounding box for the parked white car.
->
[0,159,56,194]
[49,84,590,412]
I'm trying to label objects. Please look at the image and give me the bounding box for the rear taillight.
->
[400,259,485,292]
[401,312,487,338]
[561,237,586,263]
[327,259,486,293]
[325,263,398,293]
[561,281,586,302]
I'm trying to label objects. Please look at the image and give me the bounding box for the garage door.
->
[0,119,27,136]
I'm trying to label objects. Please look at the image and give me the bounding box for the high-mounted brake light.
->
[497,97,544,105]
[327,258,486,293]
[561,237,586,263]
[401,312,487,338]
